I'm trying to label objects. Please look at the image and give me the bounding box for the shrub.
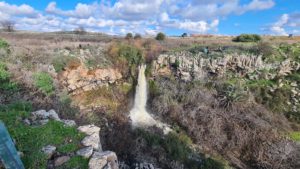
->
[125,33,133,39]
[233,34,261,42]
[156,32,166,41]
[33,72,54,96]
[52,56,81,72]
[0,62,17,91]
[118,44,143,66]
[0,38,9,49]
[289,132,300,142]
[181,33,188,38]
[134,33,142,39]
[216,82,248,108]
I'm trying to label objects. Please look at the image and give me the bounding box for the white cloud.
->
[268,13,300,35]
[160,12,169,22]
[241,0,275,12]
[46,2,96,18]
[0,1,38,18]
[0,1,278,35]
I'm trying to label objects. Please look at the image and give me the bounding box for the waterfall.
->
[129,65,171,134]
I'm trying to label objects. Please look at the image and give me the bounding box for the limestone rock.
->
[81,133,102,151]
[89,156,107,169]
[42,145,56,158]
[38,119,49,125]
[48,109,60,121]
[23,118,31,125]
[77,146,93,158]
[89,151,118,169]
[31,110,49,120]
[54,156,70,167]
[63,119,76,127]
[62,65,122,93]
[78,125,100,135]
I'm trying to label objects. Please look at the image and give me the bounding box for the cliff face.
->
[60,65,122,95]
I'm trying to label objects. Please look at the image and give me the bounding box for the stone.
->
[76,146,93,158]
[63,119,76,127]
[78,125,100,135]
[38,119,49,125]
[23,118,31,125]
[31,110,49,120]
[81,133,102,151]
[89,156,107,169]
[89,151,118,169]
[54,156,70,167]
[17,151,24,157]
[48,109,60,121]
[42,145,56,157]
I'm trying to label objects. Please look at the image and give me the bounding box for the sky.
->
[0,0,299,36]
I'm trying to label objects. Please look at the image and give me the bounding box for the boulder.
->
[63,119,76,127]
[76,146,93,158]
[81,133,102,151]
[54,156,70,167]
[89,157,107,169]
[38,119,49,125]
[78,125,100,135]
[42,145,56,158]
[31,110,49,120]
[23,118,31,125]
[89,151,118,169]
[48,109,60,121]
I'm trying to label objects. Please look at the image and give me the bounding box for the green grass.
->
[33,72,54,96]
[289,132,300,142]
[56,156,89,169]
[0,107,85,169]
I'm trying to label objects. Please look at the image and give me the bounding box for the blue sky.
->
[0,0,299,35]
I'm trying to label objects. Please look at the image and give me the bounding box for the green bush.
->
[125,33,133,39]
[0,38,9,49]
[216,82,248,108]
[233,34,261,42]
[118,44,143,66]
[156,32,166,41]
[0,62,17,90]
[52,55,80,73]
[33,72,54,96]
[289,132,300,142]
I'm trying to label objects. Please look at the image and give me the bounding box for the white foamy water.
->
[129,65,171,134]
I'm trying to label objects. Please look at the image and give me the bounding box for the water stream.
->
[129,65,171,134]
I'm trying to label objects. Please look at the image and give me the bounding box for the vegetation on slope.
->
[0,104,87,169]
[233,34,261,42]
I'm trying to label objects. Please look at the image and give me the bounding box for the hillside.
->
[0,32,300,169]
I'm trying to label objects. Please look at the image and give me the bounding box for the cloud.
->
[240,0,274,12]
[0,1,38,18]
[268,13,300,35]
[46,2,96,18]
[0,0,277,34]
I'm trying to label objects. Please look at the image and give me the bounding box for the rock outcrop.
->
[61,66,122,94]
[89,151,118,169]
[153,51,265,81]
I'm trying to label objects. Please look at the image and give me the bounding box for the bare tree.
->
[0,20,15,32]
